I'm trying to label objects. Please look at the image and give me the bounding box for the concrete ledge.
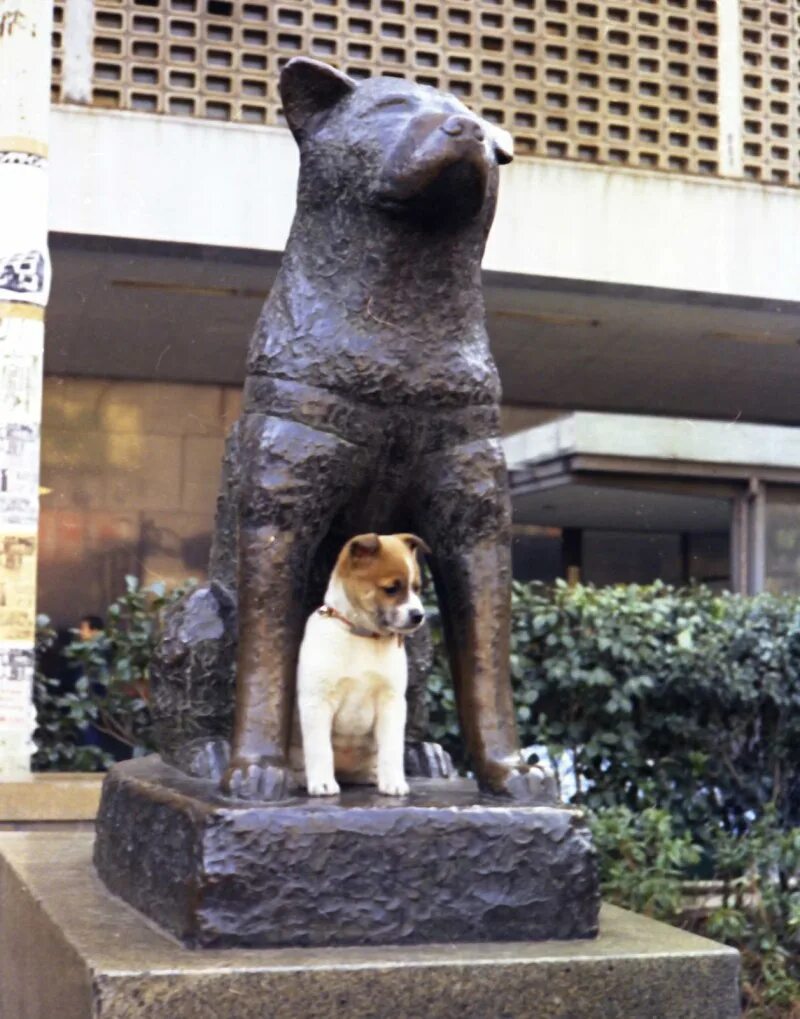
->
[0,832,740,1019]
[51,105,800,302]
[0,773,103,825]
[502,410,800,473]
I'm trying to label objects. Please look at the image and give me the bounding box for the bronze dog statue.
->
[151,58,550,803]
[222,57,545,801]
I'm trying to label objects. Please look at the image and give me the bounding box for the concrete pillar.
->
[717,0,744,178]
[60,0,93,105]
[561,528,582,586]
[0,1,52,777]
[747,477,766,595]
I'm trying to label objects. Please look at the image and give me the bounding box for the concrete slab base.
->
[0,832,739,1019]
[0,772,102,831]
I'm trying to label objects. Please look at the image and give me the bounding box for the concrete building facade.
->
[34,0,800,627]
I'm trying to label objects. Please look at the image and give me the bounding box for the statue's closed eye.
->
[373,95,414,111]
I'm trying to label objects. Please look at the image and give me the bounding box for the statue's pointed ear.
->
[280,58,357,142]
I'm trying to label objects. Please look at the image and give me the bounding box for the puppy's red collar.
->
[317,605,403,646]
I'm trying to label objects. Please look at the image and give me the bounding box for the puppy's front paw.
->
[378,775,409,797]
[306,777,340,796]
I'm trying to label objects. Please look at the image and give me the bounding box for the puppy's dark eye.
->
[412,582,421,594]
[382,581,402,596]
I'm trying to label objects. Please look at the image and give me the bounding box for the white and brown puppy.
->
[297,533,428,797]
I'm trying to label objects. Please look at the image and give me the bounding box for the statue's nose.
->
[440,114,485,142]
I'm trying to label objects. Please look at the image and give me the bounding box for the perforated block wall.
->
[50,1,731,179]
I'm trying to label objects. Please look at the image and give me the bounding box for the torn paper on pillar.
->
[0,640,35,777]
[0,317,43,422]
[0,158,50,306]
[0,532,37,643]
[0,423,40,529]
[0,643,34,727]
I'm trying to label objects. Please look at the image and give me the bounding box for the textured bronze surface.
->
[1,832,741,1019]
[152,58,544,803]
[227,59,528,801]
[93,756,597,949]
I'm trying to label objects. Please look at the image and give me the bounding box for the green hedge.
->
[38,576,800,839]
[33,577,182,772]
[426,580,800,1014]
[589,804,800,1018]
[35,578,800,1015]
[427,581,800,837]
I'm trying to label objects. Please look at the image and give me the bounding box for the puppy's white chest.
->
[330,672,384,735]
[323,637,405,703]
[298,618,407,714]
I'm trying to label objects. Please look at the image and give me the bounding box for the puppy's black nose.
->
[408,608,425,626]
[441,114,485,142]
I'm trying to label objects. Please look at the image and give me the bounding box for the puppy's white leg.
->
[375,691,409,796]
[299,694,339,796]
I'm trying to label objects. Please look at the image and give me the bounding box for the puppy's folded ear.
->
[348,533,381,559]
[280,58,357,142]
[397,533,432,557]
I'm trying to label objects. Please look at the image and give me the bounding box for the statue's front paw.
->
[222,755,295,801]
[174,737,231,781]
[404,741,455,779]
[481,757,558,804]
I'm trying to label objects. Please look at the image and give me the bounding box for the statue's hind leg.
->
[415,436,555,801]
[223,412,369,800]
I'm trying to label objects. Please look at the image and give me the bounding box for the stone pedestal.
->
[94,756,599,948]
[0,832,741,1019]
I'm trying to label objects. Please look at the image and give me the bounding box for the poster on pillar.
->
[0,533,37,774]
[0,643,34,728]
[0,158,50,307]
[0,718,36,777]
[0,315,43,422]
[0,531,37,643]
[0,420,40,530]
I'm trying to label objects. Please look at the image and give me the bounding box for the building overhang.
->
[504,412,800,535]
[47,231,800,427]
[51,105,800,303]
[46,107,800,425]
[505,412,800,478]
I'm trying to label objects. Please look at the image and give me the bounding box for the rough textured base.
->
[93,756,597,948]
[0,832,741,1019]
